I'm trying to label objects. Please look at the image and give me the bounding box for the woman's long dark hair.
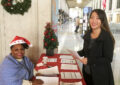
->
[89,9,115,46]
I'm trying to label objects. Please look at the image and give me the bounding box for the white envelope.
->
[37,66,59,75]
[36,62,44,67]
[36,76,59,85]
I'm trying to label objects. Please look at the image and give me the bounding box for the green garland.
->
[1,0,31,15]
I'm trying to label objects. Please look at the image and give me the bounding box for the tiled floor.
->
[112,33,120,85]
[58,21,120,85]
[58,21,83,53]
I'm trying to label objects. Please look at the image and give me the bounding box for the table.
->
[35,53,86,85]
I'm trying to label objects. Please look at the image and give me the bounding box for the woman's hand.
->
[79,57,88,65]
[32,79,44,85]
[67,49,87,64]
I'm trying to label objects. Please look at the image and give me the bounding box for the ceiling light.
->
[76,0,82,3]
[75,7,79,9]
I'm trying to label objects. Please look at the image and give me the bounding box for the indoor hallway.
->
[112,33,120,85]
[57,20,84,71]
[57,21,120,85]
[58,21,83,54]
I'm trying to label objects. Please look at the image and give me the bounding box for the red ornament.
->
[44,30,49,35]
[51,38,54,41]
[45,43,47,46]
[46,35,50,38]
[7,3,11,6]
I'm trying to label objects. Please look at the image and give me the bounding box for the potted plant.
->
[43,22,59,56]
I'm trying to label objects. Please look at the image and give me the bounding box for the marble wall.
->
[0,0,51,63]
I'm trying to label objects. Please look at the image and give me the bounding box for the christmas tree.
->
[44,22,58,50]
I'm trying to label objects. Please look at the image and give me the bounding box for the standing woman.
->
[69,9,115,85]
[0,36,43,85]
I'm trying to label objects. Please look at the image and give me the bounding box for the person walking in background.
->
[75,16,80,33]
[0,36,43,85]
[69,9,115,85]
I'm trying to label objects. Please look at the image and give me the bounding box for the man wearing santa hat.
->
[0,36,43,85]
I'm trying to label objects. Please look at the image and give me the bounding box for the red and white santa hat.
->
[9,36,32,47]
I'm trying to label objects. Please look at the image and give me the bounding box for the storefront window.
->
[99,0,101,8]
[117,0,120,8]
[117,14,120,23]
[109,0,112,10]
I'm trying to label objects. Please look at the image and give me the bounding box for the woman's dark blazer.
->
[78,29,114,85]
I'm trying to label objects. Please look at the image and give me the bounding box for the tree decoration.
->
[44,22,59,50]
[1,0,31,15]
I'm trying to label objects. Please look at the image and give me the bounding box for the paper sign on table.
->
[61,59,76,64]
[48,58,57,62]
[36,76,58,85]
[60,72,82,79]
[60,81,82,85]
[60,55,73,59]
[61,64,78,70]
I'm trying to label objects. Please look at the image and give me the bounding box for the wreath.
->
[1,0,31,15]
